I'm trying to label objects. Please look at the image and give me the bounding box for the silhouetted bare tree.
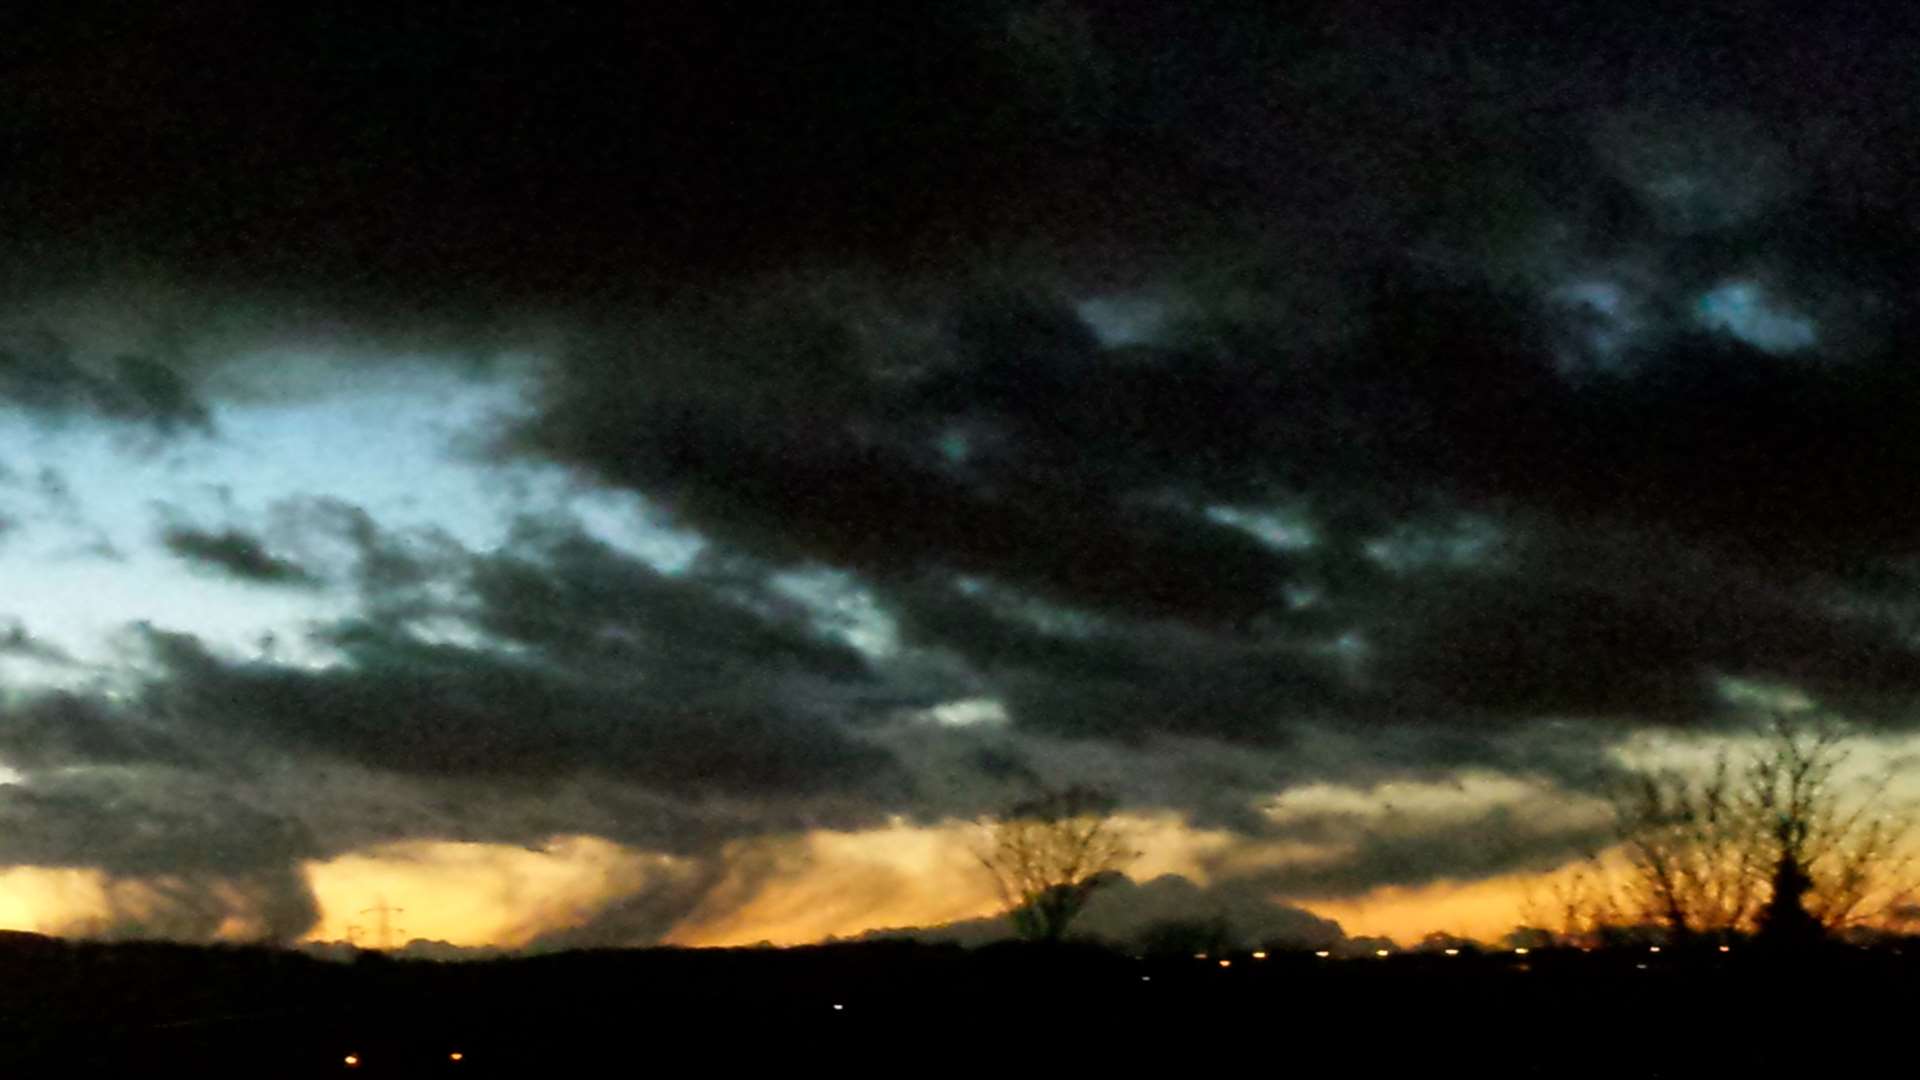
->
[975,785,1135,944]
[1552,713,1916,947]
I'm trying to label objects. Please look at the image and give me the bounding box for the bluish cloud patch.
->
[1694,280,1819,353]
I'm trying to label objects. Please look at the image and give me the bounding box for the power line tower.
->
[359,899,406,951]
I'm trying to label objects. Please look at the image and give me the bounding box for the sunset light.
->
[7,5,1920,1073]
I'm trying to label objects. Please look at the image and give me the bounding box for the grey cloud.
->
[0,772,320,942]
[502,259,1920,748]
[0,691,189,772]
[1365,528,1920,725]
[159,524,323,587]
[0,617,71,666]
[507,290,1328,632]
[127,512,905,800]
[466,519,873,688]
[75,865,319,944]
[522,843,801,952]
[1591,109,1794,235]
[0,772,315,876]
[0,329,209,432]
[268,496,465,601]
[97,355,211,432]
[1250,807,1612,902]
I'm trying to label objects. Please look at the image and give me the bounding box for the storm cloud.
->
[5,4,1920,948]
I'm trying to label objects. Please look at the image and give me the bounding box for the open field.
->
[3,934,1910,1076]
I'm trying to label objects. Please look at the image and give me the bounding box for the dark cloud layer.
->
[0,770,320,942]
[8,4,1920,944]
[509,270,1920,741]
[132,546,893,798]
[0,332,208,433]
[11,6,1914,302]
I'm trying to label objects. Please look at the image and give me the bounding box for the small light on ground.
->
[450,1052,464,1062]
[833,1004,845,1011]
[1443,949,1460,957]
[1193,953,1208,960]
[1718,945,1731,953]
[1315,950,1331,958]
[1636,963,1648,970]
[1648,946,1661,953]
[1218,959,1231,968]
[1375,949,1390,958]
[344,1055,360,1068]
[1141,975,1151,982]
[1251,951,1267,960]
[1513,947,1529,956]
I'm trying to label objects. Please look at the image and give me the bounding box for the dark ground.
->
[0,932,1909,1076]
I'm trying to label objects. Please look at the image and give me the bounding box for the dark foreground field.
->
[1,933,1910,1077]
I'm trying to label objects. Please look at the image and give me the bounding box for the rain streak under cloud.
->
[5,4,1920,954]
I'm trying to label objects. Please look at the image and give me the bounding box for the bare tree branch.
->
[974,785,1137,943]
[1553,712,1920,947]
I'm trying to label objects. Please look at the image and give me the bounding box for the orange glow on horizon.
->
[303,835,689,949]
[0,865,114,935]
[1295,864,1583,947]
[664,812,1238,948]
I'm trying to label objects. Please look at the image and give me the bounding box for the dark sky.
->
[3,3,1920,949]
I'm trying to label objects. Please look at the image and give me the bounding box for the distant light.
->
[1315,950,1331,958]
[1718,945,1731,953]
[450,1052,464,1062]
[1375,949,1390,958]
[832,1004,845,1011]
[344,1055,361,1068]
[1513,947,1530,956]
[1141,975,1151,982]
[1648,946,1661,953]
[1635,963,1648,970]
[1444,948,1460,957]
[1218,959,1232,968]
[1251,951,1267,960]
[1193,953,1209,960]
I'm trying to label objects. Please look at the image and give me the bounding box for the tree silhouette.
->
[974,785,1136,944]
[1557,712,1916,947]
